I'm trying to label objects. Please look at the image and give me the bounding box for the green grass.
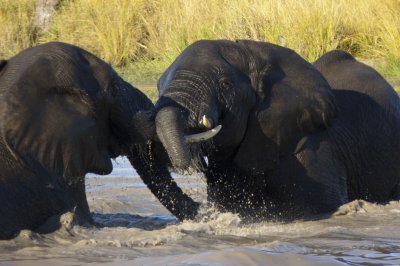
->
[115,60,167,85]
[376,57,400,81]
[115,63,161,102]
[136,85,158,103]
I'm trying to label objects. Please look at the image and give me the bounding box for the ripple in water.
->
[0,157,399,265]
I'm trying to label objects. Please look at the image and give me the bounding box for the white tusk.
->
[184,125,222,144]
[202,115,213,129]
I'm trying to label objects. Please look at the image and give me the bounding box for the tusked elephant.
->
[154,39,400,220]
[0,42,199,239]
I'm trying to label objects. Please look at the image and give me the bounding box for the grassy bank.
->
[0,0,399,89]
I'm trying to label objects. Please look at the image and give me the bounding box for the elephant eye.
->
[261,64,273,75]
[219,78,233,89]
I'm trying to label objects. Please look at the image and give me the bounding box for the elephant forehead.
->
[9,43,112,98]
[175,41,244,69]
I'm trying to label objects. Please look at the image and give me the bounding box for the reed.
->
[41,0,150,66]
[0,0,399,84]
[0,0,36,58]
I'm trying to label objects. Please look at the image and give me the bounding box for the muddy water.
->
[0,157,399,265]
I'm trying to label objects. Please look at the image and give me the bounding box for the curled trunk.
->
[155,106,191,169]
[109,84,199,220]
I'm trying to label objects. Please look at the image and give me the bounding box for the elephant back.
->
[314,50,399,109]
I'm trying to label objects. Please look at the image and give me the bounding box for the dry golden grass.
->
[0,0,36,58]
[142,0,400,62]
[0,0,399,82]
[41,0,151,66]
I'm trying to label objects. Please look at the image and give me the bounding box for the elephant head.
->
[0,42,196,239]
[0,42,152,180]
[155,40,336,174]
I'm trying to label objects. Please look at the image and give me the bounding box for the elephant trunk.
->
[127,143,199,220]
[109,80,155,150]
[155,106,191,169]
[107,81,199,220]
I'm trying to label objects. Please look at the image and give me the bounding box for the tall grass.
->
[0,0,36,58]
[42,0,150,66]
[142,0,400,62]
[0,0,399,83]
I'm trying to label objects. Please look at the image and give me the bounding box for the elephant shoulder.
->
[313,50,355,71]
[315,50,396,100]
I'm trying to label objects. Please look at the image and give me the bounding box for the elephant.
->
[0,42,199,239]
[154,39,400,220]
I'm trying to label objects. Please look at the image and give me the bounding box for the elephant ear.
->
[234,41,336,171]
[257,78,335,152]
[0,57,112,179]
[238,40,336,132]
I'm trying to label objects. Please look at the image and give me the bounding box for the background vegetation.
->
[0,0,399,96]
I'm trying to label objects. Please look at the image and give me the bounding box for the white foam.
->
[2,160,400,265]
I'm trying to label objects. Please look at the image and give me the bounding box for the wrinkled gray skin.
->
[0,42,197,239]
[155,40,400,220]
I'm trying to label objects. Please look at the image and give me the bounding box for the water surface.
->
[1,157,399,265]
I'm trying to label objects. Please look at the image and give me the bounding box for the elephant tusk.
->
[294,136,308,154]
[185,125,222,144]
[201,115,213,129]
